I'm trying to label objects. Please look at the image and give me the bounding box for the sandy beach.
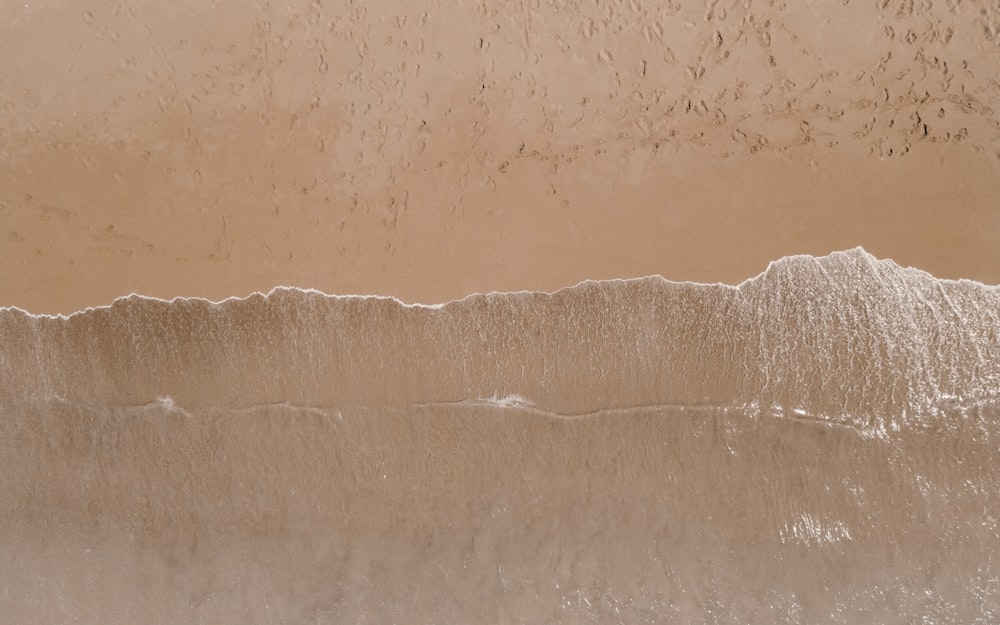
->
[2,0,999,313]
[2,1,1000,623]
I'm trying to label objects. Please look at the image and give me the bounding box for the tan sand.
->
[3,1,1000,623]
[2,0,1000,314]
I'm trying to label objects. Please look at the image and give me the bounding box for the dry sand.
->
[3,1,1000,624]
[2,0,1000,313]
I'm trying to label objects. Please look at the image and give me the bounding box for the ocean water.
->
[1,248,998,623]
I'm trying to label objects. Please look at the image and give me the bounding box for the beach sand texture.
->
[2,0,1000,313]
[3,0,1000,623]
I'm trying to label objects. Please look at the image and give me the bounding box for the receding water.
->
[2,249,999,623]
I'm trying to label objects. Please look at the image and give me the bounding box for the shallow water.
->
[4,401,999,623]
[2,249,999,623]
